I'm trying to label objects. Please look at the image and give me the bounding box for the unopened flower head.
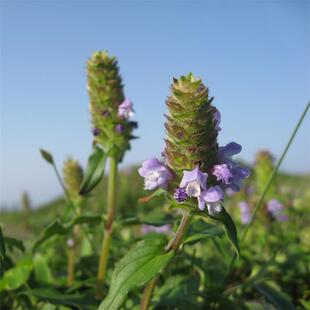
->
[63,158,84,204]
[87,50,137,160]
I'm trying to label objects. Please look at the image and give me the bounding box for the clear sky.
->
[1,0,309,208]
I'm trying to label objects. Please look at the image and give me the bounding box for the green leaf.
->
[184,226,223,245]
[79,146,107,195]
[33,254,55,284]
[0,226,6,260]
[212,207,240,258]
[0,259,33,291]
[40,149,54,165]
[33,215,102,251]
[21,288,98,308]
[4,236,25,253]
[254,283,294,310]
[99,236,174,310]
[33,219,68,251]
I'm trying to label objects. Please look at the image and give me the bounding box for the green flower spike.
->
[63,158,84,205]
[87,50,136,161]
[164,73,219,182]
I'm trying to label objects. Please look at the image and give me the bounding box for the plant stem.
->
[228,101,309,272]
[96,156,118,298]
[52,163,97,254]
[140,209,192,309]
[67,244,75,286]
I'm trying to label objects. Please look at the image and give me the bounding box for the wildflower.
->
[141,224,172,235]
[92,128,100,136]
[215,142,250,192]
[238,201,251,224]
[115,124,124,134]
[138,158,172,190]
[267,199,288,221]
[118,99,134,119]
[173,188,188,202]
[179,167,224,213]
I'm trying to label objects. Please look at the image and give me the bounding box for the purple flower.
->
[238,201,251,224]
[92,128,100,136]
[267,199,288,221]
[115,124,124,133]
[138,158,172,190]
[219,142,242,164]
[173,188,188,202]
[141,224,172,235]
[118,99,134,119]
[179,167,224,213]
[216,142,250,192]
[212,164,234,184]
[213,109,221,131]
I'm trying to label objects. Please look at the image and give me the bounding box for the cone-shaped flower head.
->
[87,51,136,160]
[63,158,84,204]
[164,73,219,179]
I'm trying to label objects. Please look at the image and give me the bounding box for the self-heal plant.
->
[135,73,250,308]
[80,51,137,298]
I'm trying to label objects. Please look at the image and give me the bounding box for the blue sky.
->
[1,0,309,208]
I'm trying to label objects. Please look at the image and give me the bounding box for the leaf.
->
[4,236,25,253]
[212,207,240,258]
[21,288,98,308]
[33,219,68,251]
[33,254,55,284]
[79,146,107,195]
[40,149,54,165]
[0,259,33,291]
[254,283,294,310]
[33,216,102,251]
[99,236,174,310]
[0,226,6,260]
[184,226,223,245]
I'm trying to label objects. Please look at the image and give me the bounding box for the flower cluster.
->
[138,74,249,216]
[87,51,137,161]
[267,199,288,222]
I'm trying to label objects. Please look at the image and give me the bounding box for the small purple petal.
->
[219,142,242,161]
[180,167,208,190]
[115,124,124,133]
[198,195,206,211]
[141,224,172,234]
[212,164,234,184]
[102,110,110,117]
[213,109,221,131]
[238,201,251,224]
[138,158,172,190]
[118,99,134,119]
[92,128,100,136]
[202,185,224,203]
[173,188,188,203]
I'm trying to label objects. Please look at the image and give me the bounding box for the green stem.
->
[52,163,97,254]
[96,156,118,298]
[140,209,192,309]
[228,101,309,271]
[67,244,75,286]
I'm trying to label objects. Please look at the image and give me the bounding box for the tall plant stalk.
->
[96,156,118,298]
[140,209,192,309]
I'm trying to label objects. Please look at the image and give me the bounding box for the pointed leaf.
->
[4,236,25,253]
[99,236,173,310]
[40,149,54,165]
[0,259,33,291]
[79,146,107,195]
[212,207,240,258]
[254,283,294,310]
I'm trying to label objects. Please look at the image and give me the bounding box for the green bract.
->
[165,73,219,181]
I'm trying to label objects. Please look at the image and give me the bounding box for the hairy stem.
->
[96,156,118,298]
[140,209,192,309]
